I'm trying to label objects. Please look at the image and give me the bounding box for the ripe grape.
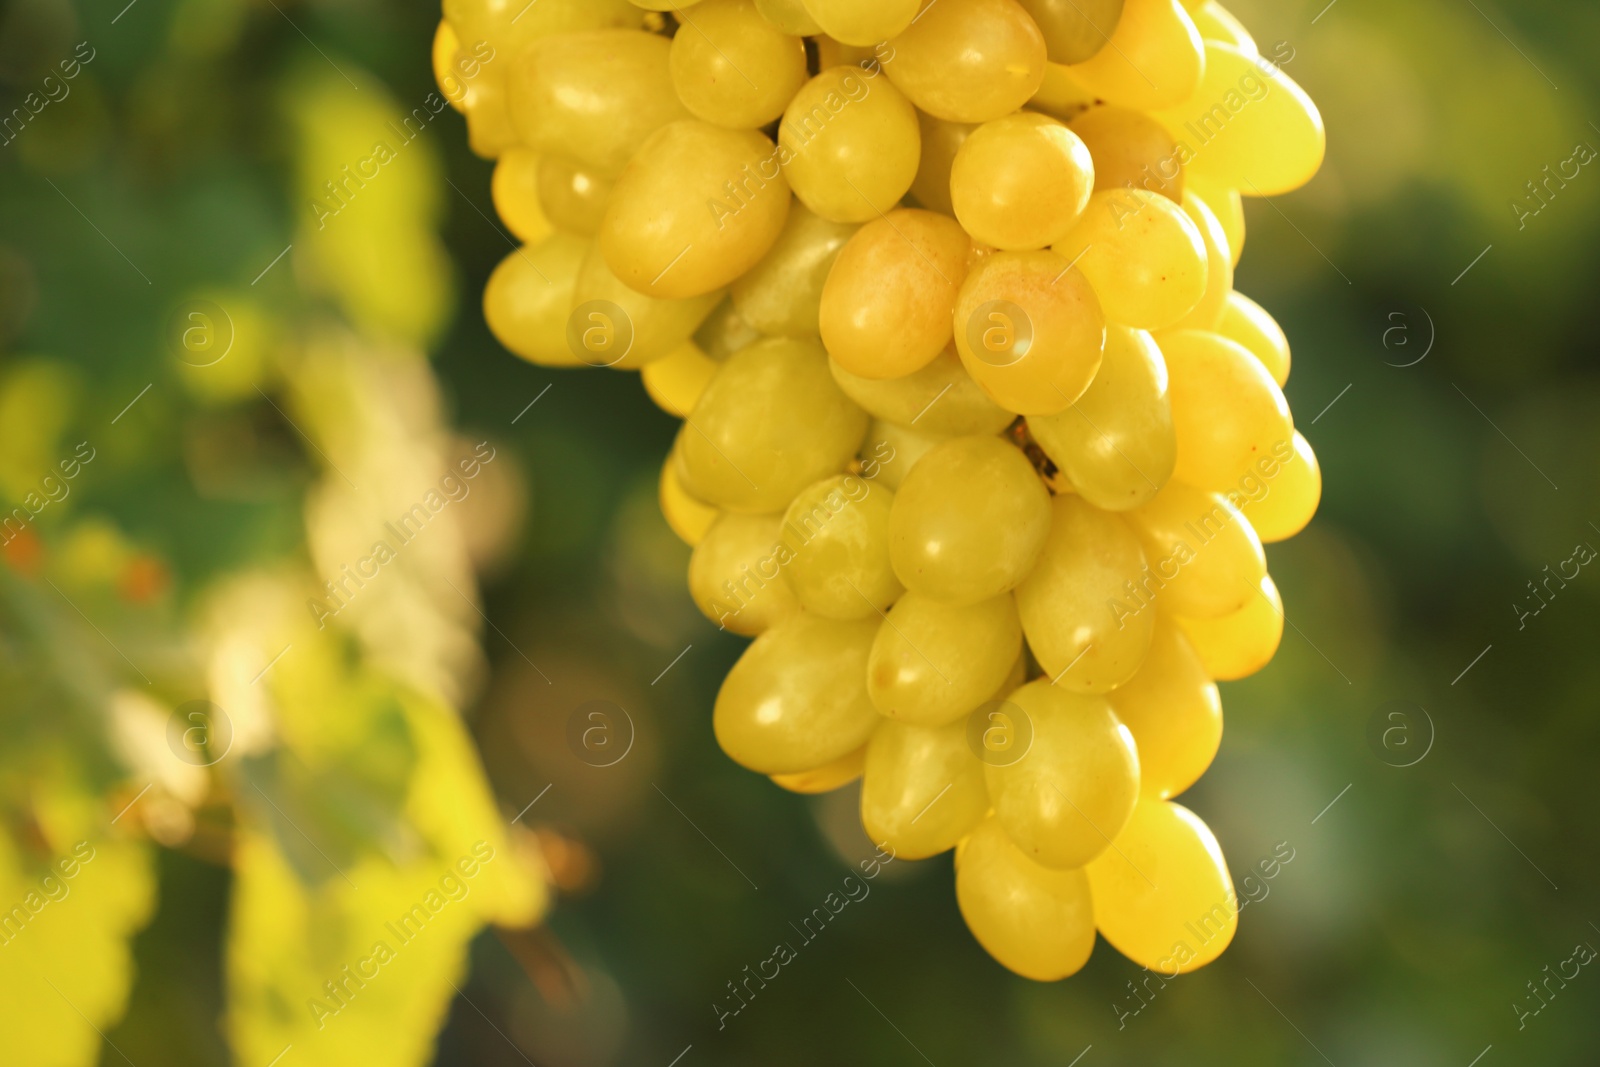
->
[1109,616,1221,798]
[956,817,1096,980]
[1053,188,1209,331]
[861,719,990,858]
[779,67,921,223]
[950,111,1095,250]
[689,512,803,635]
[731,203,858,337]
[780,474,903,619]
[866,591,1023,726]
[670,0,809,129]
[884,0,1049,124]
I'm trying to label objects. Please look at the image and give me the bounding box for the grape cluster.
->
[437,0,1325,981]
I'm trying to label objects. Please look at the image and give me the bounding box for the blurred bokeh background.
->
[2,0,1598,1064]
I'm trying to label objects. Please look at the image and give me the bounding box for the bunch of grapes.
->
[437,0,1324,981]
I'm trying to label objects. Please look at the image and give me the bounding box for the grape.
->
[812,36,878,70]
[908,111,975,215]
[952,250,1106,415]
[507,30,689,176]
[984,678,1140,868]
[1169,189,1233,330]
[536,155,615,235]
[482,234,587,366]
[861,719,989,858]
[1216,289,1289,385]
[1125,480,1265,618]
[432,21,467,114]
[1028,61,1099,120]
[801,0,922,46]
[1161,328,1292,491]
[956,816,1096,981]
[884,0,1049,124]
[889,435,1052,604]
[461,66,519,159]
[674,336,868,513]
[859,418,943,491]
[1085,799,1236,973]
[714,612,881,774]
[771,743,866,793]
[661,453,719,546]
[1068,103,1184,202]
[1053,188,1208,331]
[779,67,921,223]
[1015,493,1157,693]
[1064,0,1203,111]
[1190,0,1254,53]
[829,347,1016,437]
[780,474,903,619]
[444,0,641,80]
[1015,0,1126,64]
[670,0,809,130]
[573,240,724,368]
[754,0,822,36]
[819,209,971,379]
[689,511,803,635]
[1176,572,1284,680]
[867,591,1023,726]
[1027,324,1175,511]
[641,340,719,416]
[491,148,552,243]
[1238,430,1320,542]
[731,202,858,337]
[950,111,1095,250]
[694,295,764,361]
[1109,616,1221,798]
[1187,173,1245,266]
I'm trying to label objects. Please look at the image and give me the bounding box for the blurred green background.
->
[2,0,1598,1064]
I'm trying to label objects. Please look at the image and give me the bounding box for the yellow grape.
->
[1216,289,1288,385]
[661,453,719,546]
[754,0,822,35]
[713,612,881,774]
[1027,324,1175,511]
[491,148,553,244]
[888,435,1051,604]
[829,346,1016,437]
[952,250,1106,415]
[951,111,1095,250]
[731,202,858,337]
[779,67,921,223]
[1053,189,1208,331]
[1016,0,1127,64]
[812,36,878,70]
[1175,573,1283,681]
[771,743,866,793]
[508,30,689,176]
[1028,62,1099,121]
[909,111,976,215]
[1191,0,1254,52]
[432,21,467,114]
[675,336,868,513]
[867,592,1023,727]
[956,816,1096,981]
[780,474,903,618]
[670,0,809,129]
[1126,480,1264,618]
[445,0,638,49]
[884,0,1048,123]
[641,340,719,416]
[1153,41,1324,197]
[689,511,803,635]
[694,296,764,361]
[1170,190,1232,330]
[573,241,723,369]
[631,0,695,7]
[984,678,1140,868]
[482,234,587,366]
[1187,172,1244,265]
[860,418,943,491]
[537,155,615,235]
[861,719,989,859]
[802,0,921,45]
[1068,104,1184,202]
[1016,495,1156,692]
[1239,430,1320,542]
[461,66,518,159]
[601,120,791,299]
[1065,0,1203,111]
[819,209,971,379]
[1161,329,1292,491]
[1108,616,1221,799]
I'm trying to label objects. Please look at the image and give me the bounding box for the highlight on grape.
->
[443,0,1326,982]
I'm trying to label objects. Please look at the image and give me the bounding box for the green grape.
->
[1068,104,1184,202]
[1064,0,1203,111]
[950,111,1095,251]
[867,591,1023,726]
[829,347,1016,436]
[1085,799,1236,973]
[884,0,1049,124]
[675,336,868,513]
[1125,480,1264,618]
[818,209,971,379]
[908,111,976,215]
[1054,189,1208,330]
[1027,324,1175,511]
[801,0,921,46]
[670,0,809,129]
[536,155,615,235]
[507,30,689,176]
[1170,190,1232,330]
[572,240,723,369]
[754,0,822,35]
[952,250,1107,415]
[661,455,719,546]
[861,719,989,859]
[780,474,903,619]
[694,295,764,361]
[1108,616,1221,799]
[888,435,1051,604]
[642,340,719,416]
[1175,572,1283,680]
[956,816,1096,981]
[1016,494,1156,691]
[1216,289,1288,385]
[1238,430,1319,542]
[860,418,945,491]
[731,202,859,337]
[713,612,882,773]
[491,148,552,244]
[601,120,791,299]
[482,234,588,366]
[1015,0,1126,64]
[689,512,803,635]
[984,678,1140,868]
[778,67,921,223]
[1161,329,1291,491]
